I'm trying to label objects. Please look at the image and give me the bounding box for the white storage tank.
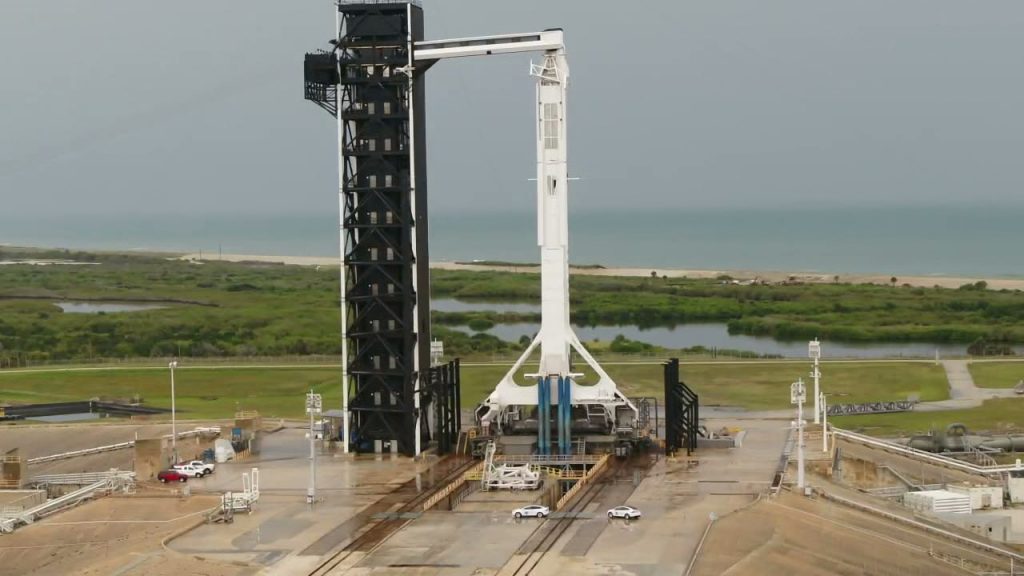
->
[947,484,1004,510]
[903,490,971,515]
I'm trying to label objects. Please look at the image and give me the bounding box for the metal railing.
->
[832,428,1024,477]
[496,454,603,465]
[28,470,135,487]
[1,473,134,534]
[865,484,945,499]
[771,427,795,495]
[421,462,484,512]
[26,427,220,465]
[28,442,133,464]
[555,455,609,510]
[827,401,916,416]
[338,0,421,6]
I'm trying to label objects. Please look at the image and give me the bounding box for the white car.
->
[181,460,215,474]
[172,463,209,478]
[607,505,642,520]
[512,505,550,519]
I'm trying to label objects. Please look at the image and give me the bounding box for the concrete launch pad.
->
[2,417,1020,575]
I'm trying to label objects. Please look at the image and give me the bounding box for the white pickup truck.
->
[173,460,215,477]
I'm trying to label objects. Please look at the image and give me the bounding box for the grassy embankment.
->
[828,361,1024,435]
[0,361,947,420]
[2,248,1024,366]
[968,361,1024,388]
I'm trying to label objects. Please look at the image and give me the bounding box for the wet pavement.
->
[169,427,436,574]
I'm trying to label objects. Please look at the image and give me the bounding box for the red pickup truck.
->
[157,469,188,483]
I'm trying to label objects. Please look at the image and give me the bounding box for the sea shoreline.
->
[172,251,1024,291]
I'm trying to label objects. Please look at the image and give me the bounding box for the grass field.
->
[0,360,948,420]
[395,360,949,412]
[831,398,1024,436]
[0,367,342,420]
[615,361,947,410]
[968,361,1024,388]
[2,361,1018,437]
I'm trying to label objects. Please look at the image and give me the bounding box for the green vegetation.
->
[432,269,1024,346]
[831,398,1024,436]
[2,247,1024,365]
[966,336,1016,356]
[0,361,948,418]
[0,249,343,364]
[462,361,948,411]
[969,361,1024,388]
[0,367,341,420]
[431,326,522,356]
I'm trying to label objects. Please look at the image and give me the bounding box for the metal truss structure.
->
[304,1,430,456]
[480,441,540,491]
[428,359,461,455]
[664,358,699,456]
[827,400,916,416]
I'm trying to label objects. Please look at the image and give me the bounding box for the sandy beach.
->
[178,252,1024,291]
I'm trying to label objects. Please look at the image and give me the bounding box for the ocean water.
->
[2,205,1022,277]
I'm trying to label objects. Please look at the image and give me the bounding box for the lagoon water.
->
[3,205,1023,278]
[444,321,986,359]
[432,299,1008,359]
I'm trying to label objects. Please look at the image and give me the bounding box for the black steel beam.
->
[664,358,699,456]
[428,358,461,454]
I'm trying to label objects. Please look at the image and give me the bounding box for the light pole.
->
[168,360,178,463]
[820,392,828,453]
[809,339,821,424]
[791,378,806,490]
[306,390,323,505]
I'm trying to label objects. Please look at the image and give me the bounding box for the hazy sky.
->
[2,1,1024,219]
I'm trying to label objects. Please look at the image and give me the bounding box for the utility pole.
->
[809,339,821,424]
[306,391,322,505]
[169,360,178,463]
[792,378,806,490]
[821,392,828,453]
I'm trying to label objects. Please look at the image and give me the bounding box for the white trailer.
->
[904,490,972,515]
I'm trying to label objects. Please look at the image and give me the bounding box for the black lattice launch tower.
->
[304,1,458,456]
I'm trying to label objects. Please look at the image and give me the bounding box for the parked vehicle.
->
[171,463,209,478]
[158,469,188,483]
[512,504,550,519]
[178,460,215,475]
[607,505,642,519]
